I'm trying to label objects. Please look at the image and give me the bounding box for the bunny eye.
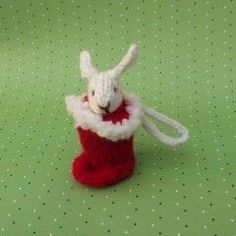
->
[114,87,118,92]
[92,90,95,96]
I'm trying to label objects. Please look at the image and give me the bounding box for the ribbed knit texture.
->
[72,100,136,187]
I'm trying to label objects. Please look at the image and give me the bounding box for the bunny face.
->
[80,44,138,115]
[87,72,123,115]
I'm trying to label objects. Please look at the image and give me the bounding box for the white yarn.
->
[80,44,138,80]
[65,93,143,142]
[107,44,138,79]
[80,51,98,78]
[79,44,139,115]
[141,106,189,146]
[71,43,189,146]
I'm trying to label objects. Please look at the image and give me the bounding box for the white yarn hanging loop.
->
[141,106,189,146]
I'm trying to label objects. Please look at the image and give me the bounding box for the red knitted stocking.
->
[72,100,136,187]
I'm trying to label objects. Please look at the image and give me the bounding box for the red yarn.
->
[102,100,129,123]
[72,99,136,187]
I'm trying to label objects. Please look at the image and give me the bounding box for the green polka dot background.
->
[0,0,235,235]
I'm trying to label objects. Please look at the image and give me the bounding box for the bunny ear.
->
[80,50,98,79]
[107,44,139,79]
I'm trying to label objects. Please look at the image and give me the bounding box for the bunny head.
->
[79,44,138,115]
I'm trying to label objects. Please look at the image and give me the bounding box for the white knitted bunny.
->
[79,44,138,115]
[65,44,189,187]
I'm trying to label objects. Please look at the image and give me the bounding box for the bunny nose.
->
[99,102,110,113]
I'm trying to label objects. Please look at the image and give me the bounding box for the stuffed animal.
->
[65,44,189,188]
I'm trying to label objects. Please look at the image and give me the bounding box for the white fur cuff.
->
[65,93,143,141]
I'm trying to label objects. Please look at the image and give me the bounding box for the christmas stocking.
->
[65,44,189,188]
[65,94,142,187]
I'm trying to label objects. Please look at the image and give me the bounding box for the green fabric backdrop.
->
[0,0,235,235]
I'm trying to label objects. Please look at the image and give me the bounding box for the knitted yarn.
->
[80,44,138,80]
[65,93,142,142]
[142,106,189,146]
[65,43,189,188]
[71,98,137,187]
